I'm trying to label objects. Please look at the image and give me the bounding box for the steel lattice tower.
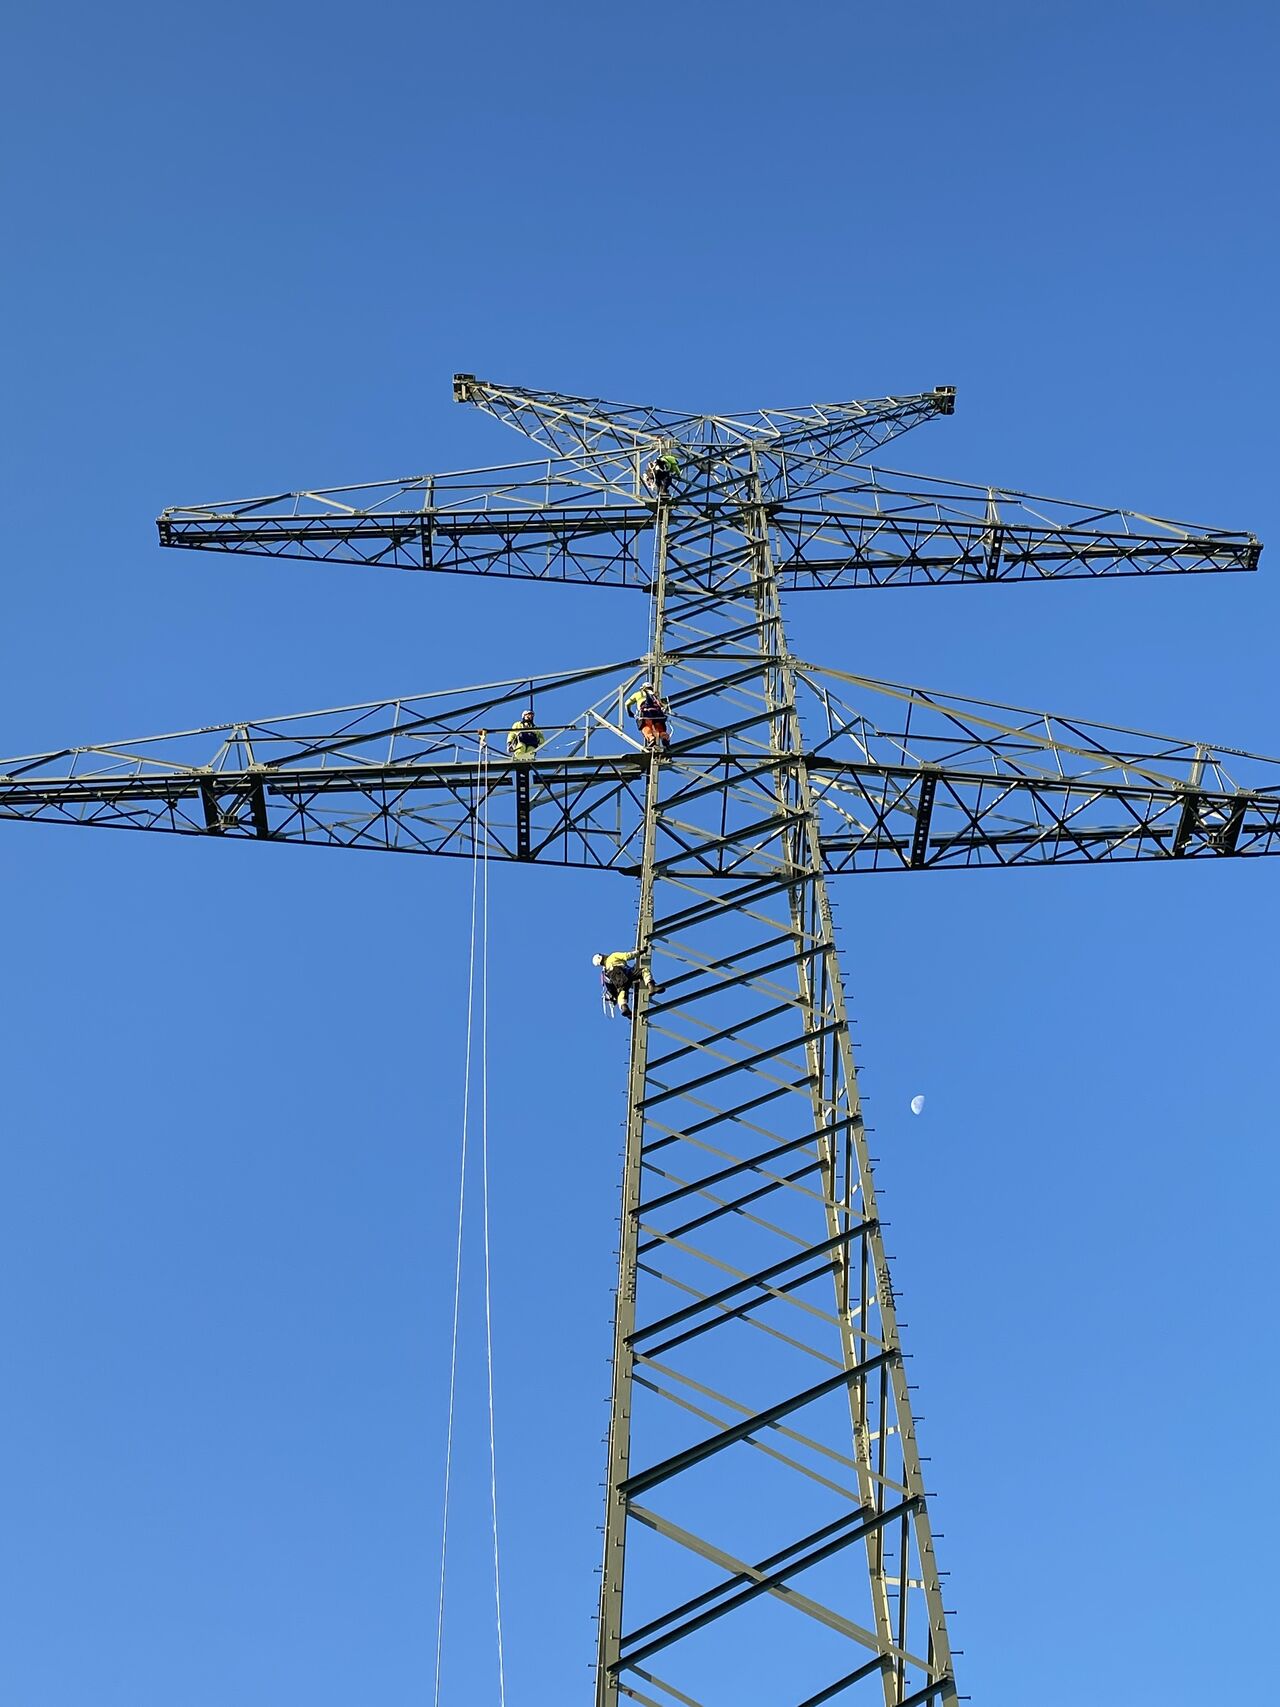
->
[2,375,1274,1706]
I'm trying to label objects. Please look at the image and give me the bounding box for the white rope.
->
[479,741,508,1703]
[432,735,506,1705]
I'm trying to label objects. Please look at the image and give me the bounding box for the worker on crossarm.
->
[643,447,681,499]
[507,708,543,761]
[625,681,671,752]
[592,950,663,1018]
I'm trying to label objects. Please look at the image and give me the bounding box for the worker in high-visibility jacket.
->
[625,682,671,752]
[643,447,681,499]
[506,708,544,761]
[592,950,662,1018]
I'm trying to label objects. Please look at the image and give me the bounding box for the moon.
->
[909,1094,926,1116]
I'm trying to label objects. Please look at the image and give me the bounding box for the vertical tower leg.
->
[595,495,957,1705]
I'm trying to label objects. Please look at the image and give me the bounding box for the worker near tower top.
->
[592,950,663,1019]
[643,447,681,499]
[626,682,671,753]
[506,708,543,761]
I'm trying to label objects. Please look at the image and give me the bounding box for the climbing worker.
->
[643,447,681,499]
[625,681,672,752]
[506,708,544,761]
[592,950,663,1018]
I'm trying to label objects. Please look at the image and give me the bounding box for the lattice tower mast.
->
[0,375,1270,1707]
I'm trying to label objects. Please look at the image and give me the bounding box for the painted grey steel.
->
[0,375,1270,1706]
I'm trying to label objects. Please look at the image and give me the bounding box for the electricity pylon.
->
[2,376,1273,1707]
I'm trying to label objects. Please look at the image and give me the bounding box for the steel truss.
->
[3,375,1269,1706]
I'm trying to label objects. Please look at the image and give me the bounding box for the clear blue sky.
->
[2,3,1277,1702]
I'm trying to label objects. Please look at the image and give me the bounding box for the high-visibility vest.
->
[508,719,542,752]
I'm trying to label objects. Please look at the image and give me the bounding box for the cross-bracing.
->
[1,376,1270,1706]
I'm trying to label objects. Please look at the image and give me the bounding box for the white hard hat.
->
[592,953,605,966]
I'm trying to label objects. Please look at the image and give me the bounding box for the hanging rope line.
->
[432,735,507,1706]
[479,741,508,1703]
